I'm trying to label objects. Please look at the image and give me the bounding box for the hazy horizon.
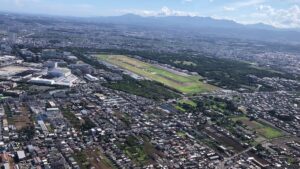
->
[0,0,299,29]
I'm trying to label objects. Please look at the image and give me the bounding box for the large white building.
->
[84,74,98,82]
[29,78,55,85]
[28,62,78,87]
[0,55,16,66]
[48,67,71,77]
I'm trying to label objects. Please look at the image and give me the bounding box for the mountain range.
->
[85,14,300,44]
[1,11,300,44]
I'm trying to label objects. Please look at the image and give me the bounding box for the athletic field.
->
[97,54,217,94]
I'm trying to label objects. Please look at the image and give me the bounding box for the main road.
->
[217,135,293,169]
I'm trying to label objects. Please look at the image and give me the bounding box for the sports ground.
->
[97,55,217,94]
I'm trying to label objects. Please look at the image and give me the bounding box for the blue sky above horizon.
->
[0,0,299,28]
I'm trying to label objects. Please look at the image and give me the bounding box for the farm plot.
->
[231,116,283,139]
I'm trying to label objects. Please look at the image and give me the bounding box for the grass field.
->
[174,99,197,112]
[98,55,217,94]
[231,116,283,139]
[174,60,197,66]
[178,99,197,107]
[117,136,156,166]
[176,131,187,138]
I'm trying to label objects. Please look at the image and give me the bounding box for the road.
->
[217,135,292,169]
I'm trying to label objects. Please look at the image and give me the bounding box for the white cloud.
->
[223,6,235,11]
[14,0,35,7]
[223,0,265,11]
[0,0,99,16]
[183,0,193,3]
[1,0,40,7]
[119,7,200,17]
[183,0,213,2]
[251,4,300,28]
[160,6,198,16]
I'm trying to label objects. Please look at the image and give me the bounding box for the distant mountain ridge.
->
[0,11,299,44]
[86,14,300,44]
[90,14,277,30]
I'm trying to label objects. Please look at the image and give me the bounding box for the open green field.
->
[178,99,197,107]
[231,116,283,139]
[117,135,156,166]
[98,55,217,94]
[176,131,187,138]
[174,60,197,66]
[175,99,197,112]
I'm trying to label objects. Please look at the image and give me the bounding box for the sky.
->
[0,0,299,28]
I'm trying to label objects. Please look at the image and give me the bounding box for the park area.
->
[231,116,283,139]
[97,55,217,94]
